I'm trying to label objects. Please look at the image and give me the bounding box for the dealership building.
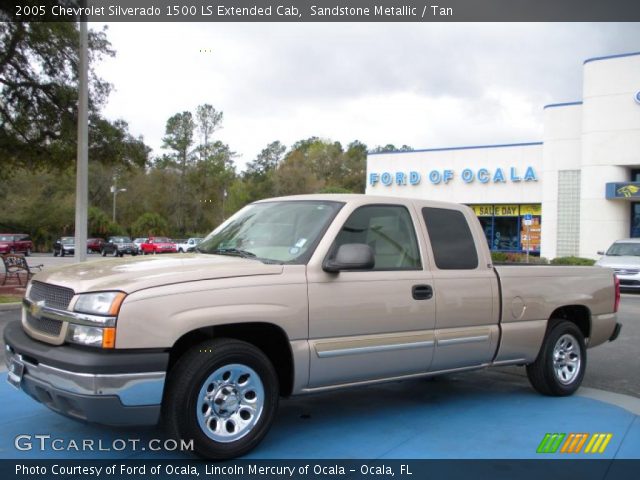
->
[366,51,640,260]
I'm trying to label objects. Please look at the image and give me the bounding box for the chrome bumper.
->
[5,345,165,407]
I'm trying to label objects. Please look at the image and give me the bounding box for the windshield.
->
[153,237,171,243]
[198,201,343,264]
[111,237,132,243]
[61,237,74,245]
[0,235,13,242]
[606,243,640,256]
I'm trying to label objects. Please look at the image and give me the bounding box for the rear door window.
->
[422,207,479,270]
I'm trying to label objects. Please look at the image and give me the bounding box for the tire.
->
[178,248,184,253]
[163,338,279,460]
[112,249,118,257]
[87,248,92,254]
[119,252,124,258]
[53,251,58,257]
[61,250,65,257]
[25,248,31,257]
[101,249,107,257]
[526,320,586,396]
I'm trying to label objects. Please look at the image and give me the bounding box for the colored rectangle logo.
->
[537,433,612,454]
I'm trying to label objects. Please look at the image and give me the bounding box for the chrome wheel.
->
[552,333,581,385]
[196,364,264,443]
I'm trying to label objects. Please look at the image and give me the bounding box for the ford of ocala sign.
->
[369,166,538,186]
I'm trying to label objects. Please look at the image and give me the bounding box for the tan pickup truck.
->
[4,194,621,459]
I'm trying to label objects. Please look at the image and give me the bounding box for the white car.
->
[176,237,203,253]
[596,238,640,290]
[133,238,147,253]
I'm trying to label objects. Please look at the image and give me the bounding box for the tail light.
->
[614,275,620,313]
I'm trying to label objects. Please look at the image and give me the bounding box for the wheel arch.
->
[167,322,294,397]
[547,304,591,341]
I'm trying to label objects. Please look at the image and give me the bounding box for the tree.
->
[162,111,195,233]
[196,103,223,159]
[243,141,286,201]
[0,20,147,176]
[371,144,413,153]
[131,212,170,237]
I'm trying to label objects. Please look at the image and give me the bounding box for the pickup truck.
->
[0,233,33,256]
[3,195,621,459]
[176,237,203,253]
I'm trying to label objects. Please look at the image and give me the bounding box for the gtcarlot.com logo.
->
[536,433,613,454]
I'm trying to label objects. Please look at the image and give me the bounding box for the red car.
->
[140,236,177,254]
[87,238,105,253]
[0,234,33,256]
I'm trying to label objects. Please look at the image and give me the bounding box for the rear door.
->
[419,206,500,371]
[306,203,436,388]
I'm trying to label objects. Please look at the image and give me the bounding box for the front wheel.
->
[163,338,279,459]
[101,249,107,257]
[526,320,586,396]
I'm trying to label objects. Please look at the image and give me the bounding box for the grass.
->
[0,295,22,304]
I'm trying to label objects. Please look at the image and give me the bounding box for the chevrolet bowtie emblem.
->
[30,300,45,319]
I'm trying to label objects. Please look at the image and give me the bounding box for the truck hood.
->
[34,254,284,294]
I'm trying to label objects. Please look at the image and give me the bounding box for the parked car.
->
[87,238,105,254]
[101,236,138,257]
[176,237,203,253]
[53,237,74,257]
[140,236,177,254]
[133,237,147,253]
[4,195,621,459]
[596,238,640,290]
[0,234,33,256]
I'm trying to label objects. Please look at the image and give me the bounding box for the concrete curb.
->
[0,302,21,311]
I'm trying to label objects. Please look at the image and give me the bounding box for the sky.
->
[94,22,640,171]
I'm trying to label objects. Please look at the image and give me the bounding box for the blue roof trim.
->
[584,51,640,65]
[543,101,583,110]
[368,142,543,156]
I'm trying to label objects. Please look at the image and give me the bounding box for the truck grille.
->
[25,311,63,336]
[29,281,75,310]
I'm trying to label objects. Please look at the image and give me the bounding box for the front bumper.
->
[3,321,168,426]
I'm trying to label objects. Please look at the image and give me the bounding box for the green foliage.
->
[491,252,549,264]
[131,213,170,237]
[318,186,353,194]
[0,22,147,177]
[550,256,596,266]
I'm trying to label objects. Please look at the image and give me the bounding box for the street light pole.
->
[74,7,88,263]
[111,186,126,223]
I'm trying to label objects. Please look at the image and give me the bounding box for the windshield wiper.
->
[210,248,257,258]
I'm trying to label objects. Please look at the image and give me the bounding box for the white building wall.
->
[541,104,582,259]
[579,54,640,257]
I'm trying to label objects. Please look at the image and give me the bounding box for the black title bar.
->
[3,0,640,22]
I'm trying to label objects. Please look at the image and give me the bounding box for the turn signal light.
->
[102,327,116,349]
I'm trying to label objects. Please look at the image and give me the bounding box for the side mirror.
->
[323,243,375,273]
[597,251,605,256]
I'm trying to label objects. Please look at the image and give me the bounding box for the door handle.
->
[412,284,433,300]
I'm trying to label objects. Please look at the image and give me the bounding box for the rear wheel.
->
[53,251,59,257]
[61,250,65,257]
[163,338,279,459]
[526,320,586,396]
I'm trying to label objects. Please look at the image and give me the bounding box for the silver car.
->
[596,238,640,290]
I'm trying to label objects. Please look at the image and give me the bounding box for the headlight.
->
[67,324,116,348]
[74,291,126,316]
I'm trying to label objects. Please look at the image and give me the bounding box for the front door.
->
[306,204,436,388]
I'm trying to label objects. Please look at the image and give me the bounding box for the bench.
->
[1,254,43,286]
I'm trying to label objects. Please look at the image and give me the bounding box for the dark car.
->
[101,236,138,257]
[53,237,75,257]
[0,234,33,256]
[87,238,105,254]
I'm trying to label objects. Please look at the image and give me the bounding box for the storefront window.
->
[468,204,542,253]
[631,203,640,238]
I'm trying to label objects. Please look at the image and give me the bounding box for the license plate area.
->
[7,357,25,389]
